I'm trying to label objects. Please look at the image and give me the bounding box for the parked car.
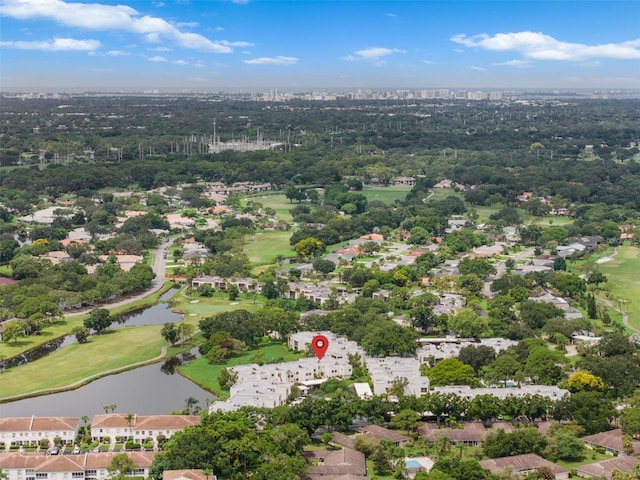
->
[73,445,80,454]
[47,447,59,455]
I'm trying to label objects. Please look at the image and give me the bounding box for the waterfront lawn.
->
[245,230,294,266]
[596,246,640,330]
[178,342,304,398]
[0,324,166,400]
[0,282,176,360]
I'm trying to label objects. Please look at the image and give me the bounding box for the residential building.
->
[0,452,155,480]
[581,429,640,456]
[365,357,430,397]
[576,456,640,479]
[0,417,79,447]
[90,414,199,443]
[480,454,569,480]
[305,447,367,478]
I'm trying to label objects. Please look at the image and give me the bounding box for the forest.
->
[1,95,640,480]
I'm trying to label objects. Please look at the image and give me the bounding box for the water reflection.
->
[160,351,199,375]
[0,289,182,370]
[0,356,214,418]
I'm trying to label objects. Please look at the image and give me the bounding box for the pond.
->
[0,289,182,370]
[0,350,213,418]
[0,289,214,418]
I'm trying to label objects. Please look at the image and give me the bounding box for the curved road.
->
[1,239,176,402]
[65,238,173,317]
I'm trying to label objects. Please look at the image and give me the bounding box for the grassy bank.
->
[178,342,305,398]
[0,282,176,361]
[0,324,169,400]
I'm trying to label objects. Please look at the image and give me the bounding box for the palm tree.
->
[183,397,199,415]
[124,414,135,441]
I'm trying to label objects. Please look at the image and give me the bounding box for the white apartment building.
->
[0,452,155,480]
[90,414,199,443]
[0,417,79,447]
[366,357,430,397]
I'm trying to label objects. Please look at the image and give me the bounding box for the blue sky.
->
[1,0,639,92]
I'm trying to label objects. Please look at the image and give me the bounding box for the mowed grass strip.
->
[597,246,640,330]
[178,343,304,398]
[0,325,166,399]
[360,185,411,205]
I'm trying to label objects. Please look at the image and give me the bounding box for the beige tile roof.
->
[163,469,215,480]
[84,452,156,469]
[0,453,42,469]
[35,456,85,472]
[0,417,79,432]
[135,415,200,430]
[91,414,131,428]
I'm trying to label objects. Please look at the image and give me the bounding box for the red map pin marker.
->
[311,335,329,360]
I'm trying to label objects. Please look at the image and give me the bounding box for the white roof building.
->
[366,356,430,397]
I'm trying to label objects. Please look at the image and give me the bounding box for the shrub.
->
[103,436,111,443]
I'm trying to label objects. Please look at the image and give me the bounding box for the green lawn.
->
[596,246,640,330]
[0,324,169,400]
[171,290,265,318]
[361,185,412,205]
[246,193,296,222]
[244,230,295,266]
[427,188,464,202]
[0,282,176,360]
[555,450,612,470]
[178,342,304,398]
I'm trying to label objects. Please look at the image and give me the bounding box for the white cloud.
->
[106,50,128,56]
[244,56,297,65]
[231,0,250,4]
[471,66,486,71]
[493,59,532,68]
[422,60,435,65]
[174,59,188,65]
[0,37,100,51]
[343,47,405,65]
[149,55,167,62]
[387,13,397,18]
[451,31,640,61]
[219,40,254,47]
[1,0,236,53]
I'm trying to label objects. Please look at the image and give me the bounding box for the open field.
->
[246,193,295,222]
[244,230,295,266]
[178,342,304,398]
[0,324,168,400]
[171,290,265,318]
[361,185,411,204]
[596,246,640,330]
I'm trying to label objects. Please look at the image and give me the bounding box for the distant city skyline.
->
[1,0,639,92]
